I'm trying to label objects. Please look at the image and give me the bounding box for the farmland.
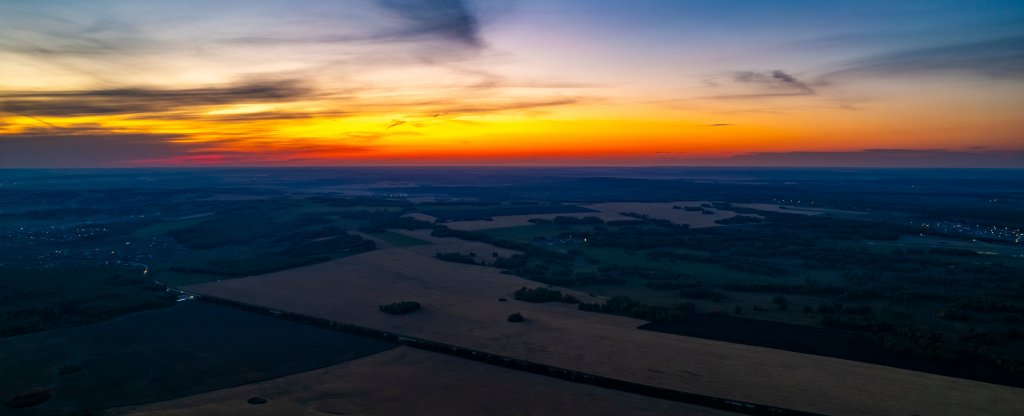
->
[184,246,1024,416]
[110,347,742,416]
[3,167,1023,415]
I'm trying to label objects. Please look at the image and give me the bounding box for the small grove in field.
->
[512,287,579,304]
[379,301,422,315]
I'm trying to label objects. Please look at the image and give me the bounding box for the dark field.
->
[0,302,395,415]
[0,266,175,338]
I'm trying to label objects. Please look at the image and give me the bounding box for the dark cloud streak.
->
[0,132,191,168]
[706,70,816,99]
[0,80,312,117]
[376,0,482,47]
[217,0,485,51]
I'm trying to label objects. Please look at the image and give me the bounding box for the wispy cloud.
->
[823,36,1024,80]
[705,70,816,99]
[433,97,582,115]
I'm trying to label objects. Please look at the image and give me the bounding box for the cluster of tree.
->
[578,296,694,323]
[714,215,764,225]
[435,252,480,265]
[647,250,718,264]
[527,216,605,225]
[571,271,626,285]
[594,264,687,281]
[928,247,979,256]
[1,266,176,338]
[959,297,1024,314]
[714,203,910,241]
[272,225,347,244]
[314,197,412,208]
[772,295,788,310]
[718,258,788,276]
[679,288,728,301]
[278,233,376,257]
[431,227,572,263]
[379,301,421,315]
[870,320,1024,375]
[815,302,874,315]
[813,302,880,332]
[819,314,877,332]
[430,226,583,287]
[722,282,847,296]
[584,220,692,249]
[358,215,435,233]
[645,278,702,290]
[421,204,594,222]
[513,286,579,304]
[650,250,789,277]
[937,309,970,321]
[493,254,529,269]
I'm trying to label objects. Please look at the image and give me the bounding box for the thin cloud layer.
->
[825,36,1024,80]
[726,149,1024,168]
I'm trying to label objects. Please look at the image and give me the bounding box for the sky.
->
[0,0,1022,168]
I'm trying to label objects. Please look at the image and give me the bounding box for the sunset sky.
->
[0,0,1022,167]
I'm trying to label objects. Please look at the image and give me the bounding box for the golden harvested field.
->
[581,201,748,228]
[186,247,1024,416]
[110,347,740,416]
